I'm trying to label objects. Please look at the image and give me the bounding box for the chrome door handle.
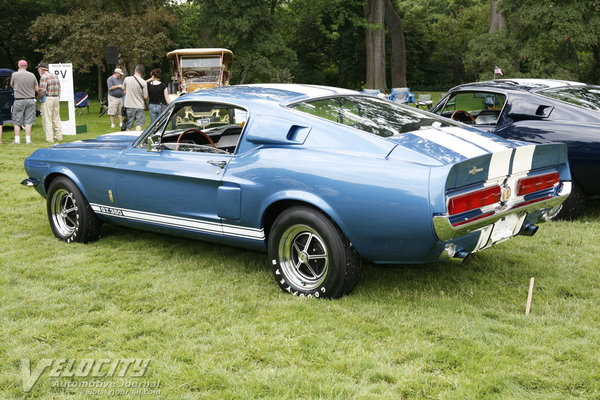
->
[208,160,227,169]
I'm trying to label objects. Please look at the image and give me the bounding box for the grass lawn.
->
[1,100,600,399]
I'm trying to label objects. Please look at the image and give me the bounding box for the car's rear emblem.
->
[469,166,483,175]
[502,186,512,202]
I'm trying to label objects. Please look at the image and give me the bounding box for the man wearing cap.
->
[10,60,38,144]
[36,62,62,143]
[107,68,124,128]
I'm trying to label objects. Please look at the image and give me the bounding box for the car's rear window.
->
[289,95,455,137]
[538,86,600,112]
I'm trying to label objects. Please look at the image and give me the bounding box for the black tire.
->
[268,206,361,298]
[553,181,585,220]
[47,177,101,243]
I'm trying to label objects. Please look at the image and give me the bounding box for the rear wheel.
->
[47,177,101,243]
[553,181,585,220]
[268,206,361,298]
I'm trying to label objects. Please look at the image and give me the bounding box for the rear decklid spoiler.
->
[387,126,523,167]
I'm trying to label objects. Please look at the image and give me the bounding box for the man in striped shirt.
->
[36,62,62,142]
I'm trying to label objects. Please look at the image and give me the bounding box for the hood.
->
[55,132,140,150]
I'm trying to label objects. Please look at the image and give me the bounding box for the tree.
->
[488,0,505,32]
[280,0,365,89]
[466,0,600,83]
[364,0,387,90]
[29,4,175,98]
[192,0,296,84]
[384,0,407,88]
[0,0,57,68]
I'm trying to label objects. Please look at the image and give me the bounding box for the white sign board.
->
[49,63,76,135]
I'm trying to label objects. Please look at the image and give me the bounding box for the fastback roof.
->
[180,84,360,107]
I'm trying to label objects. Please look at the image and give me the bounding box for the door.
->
[111,101,245,237]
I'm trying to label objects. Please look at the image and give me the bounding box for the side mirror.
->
[507,102,554,120]
[147,136,161,152]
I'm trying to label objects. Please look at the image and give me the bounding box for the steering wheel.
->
[176,128,216,151]
[450,110,476,124]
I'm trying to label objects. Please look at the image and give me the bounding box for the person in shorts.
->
[107,68,124,128]
[122,64,148,131]
[10,60,38,144]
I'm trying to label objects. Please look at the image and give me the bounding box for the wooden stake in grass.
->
[525,277,535,315]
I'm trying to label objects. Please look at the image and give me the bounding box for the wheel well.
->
[262,200,337,241]
[44,173,68,193]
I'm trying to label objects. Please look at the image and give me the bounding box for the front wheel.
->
[47,177,101,243]
[268,206,361,298]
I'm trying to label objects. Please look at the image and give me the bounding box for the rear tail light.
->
[448,185,501,216]
[517,172,560,196]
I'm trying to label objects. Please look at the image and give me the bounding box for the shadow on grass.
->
[92,198,600,299]
[96,222,514,300]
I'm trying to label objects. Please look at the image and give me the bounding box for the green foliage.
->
[465,0,600,83]
[6,0,600,97]
[192,0,296,84]
[0,0,53,68]
[28,5,176,74]
[399,0,489,90]
[280,0,366,89]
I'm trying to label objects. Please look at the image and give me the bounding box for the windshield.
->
[290,95,456,137]
[538,86,600,112]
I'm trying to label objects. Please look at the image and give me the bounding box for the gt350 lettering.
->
[98,206,123,216]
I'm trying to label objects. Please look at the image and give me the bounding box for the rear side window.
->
[538,86,600,112]
[290,95,455,137]
[436,91,506,125]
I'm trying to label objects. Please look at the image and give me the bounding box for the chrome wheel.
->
[278,224,329,290]
[50,188,79,238]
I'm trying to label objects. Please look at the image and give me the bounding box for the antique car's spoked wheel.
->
[268,206,361,298]
[279,225,329,291]
[46,177,101,243]
[50,189,79,237]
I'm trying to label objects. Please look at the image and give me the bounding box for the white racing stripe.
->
[412,128,488,158]
[488,149,513,178]
[445,127,509,153]
[90,204,265,240]
[512,145,536,173]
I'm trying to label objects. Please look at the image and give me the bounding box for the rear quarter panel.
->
[224,145,438,264]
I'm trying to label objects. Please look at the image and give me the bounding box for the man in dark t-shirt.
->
[10,60,38,144]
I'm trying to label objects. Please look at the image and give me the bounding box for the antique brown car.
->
[167,48,233,96]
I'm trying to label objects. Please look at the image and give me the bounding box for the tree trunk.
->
[489,0,506,32]
[384,0,406,88]
[592,46,600,84]
[364,0,387,91]
[97,65,103,101]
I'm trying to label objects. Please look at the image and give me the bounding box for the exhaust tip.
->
[520,223,539,237]
[454,251,471,263]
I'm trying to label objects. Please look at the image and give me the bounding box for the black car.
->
[432,79,600,218]
[0,68,14,127]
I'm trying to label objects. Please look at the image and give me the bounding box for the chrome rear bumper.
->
[433,181,571,242]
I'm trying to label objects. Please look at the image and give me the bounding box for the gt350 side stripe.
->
[90,204,265,240]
